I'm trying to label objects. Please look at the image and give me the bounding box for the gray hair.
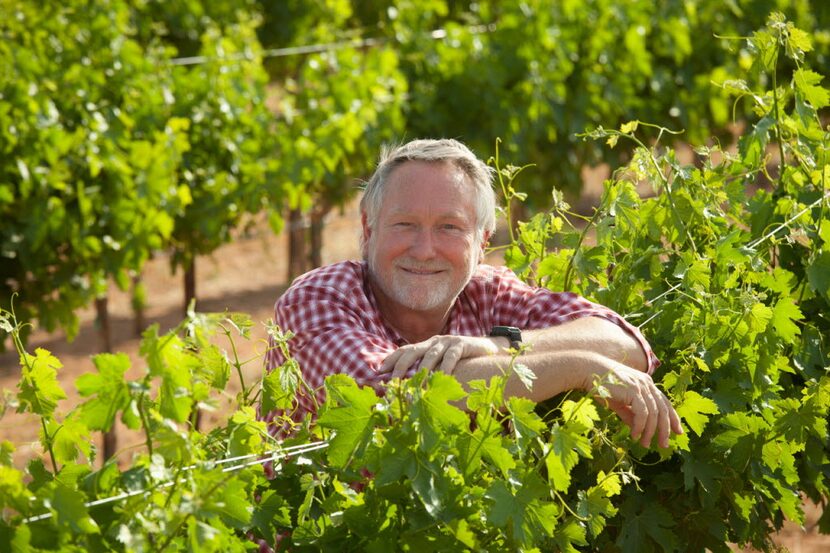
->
[360,138,496,253]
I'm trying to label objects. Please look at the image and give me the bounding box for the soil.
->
[1,188,827,551]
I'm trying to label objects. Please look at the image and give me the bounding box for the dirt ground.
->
[1,189,827,551]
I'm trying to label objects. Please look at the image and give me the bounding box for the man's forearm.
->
[450,349,601,403]
[521,317,649,373]
[449,347,682,449]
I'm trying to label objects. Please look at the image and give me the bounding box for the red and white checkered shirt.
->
[261,260,658,433]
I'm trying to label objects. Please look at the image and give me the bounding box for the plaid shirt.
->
[262,260,658,433]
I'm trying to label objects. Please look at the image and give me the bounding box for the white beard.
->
[366,241,478,313]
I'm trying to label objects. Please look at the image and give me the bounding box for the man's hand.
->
[589,359,683,449]
[380,335,503,379]
[380,335,683,450]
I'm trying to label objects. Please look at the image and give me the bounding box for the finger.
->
[381,348,404,373]
[639,384,660,448]
[392,349,423,379]
[605,399,635,428]
[438,344,464,375]
[655,392,672,449]
[668,400,684,436]
[628,394,648,443]
[419,343,448,372]
[390,344,428,379]
[391,358,416,379]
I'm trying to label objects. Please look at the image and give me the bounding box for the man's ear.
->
[478,230,492,262]
[360,211,371,258]
[361,211,371,242]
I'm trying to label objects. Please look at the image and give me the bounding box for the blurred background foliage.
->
[2,0,829,339]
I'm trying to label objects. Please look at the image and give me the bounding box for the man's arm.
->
[522,316,649,373]
[380,317,681,448]
[450,349,680,449]
[381,316,649,376]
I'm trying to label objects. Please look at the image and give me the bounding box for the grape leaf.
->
[806,251,830,301]
[50,484,99,535]
[317,375,379,468]
[676,391,719,436]
[76,352,131,431]
[17,348,66,418]
[545,423,592,492]
[617,498,678,552]
[793,68,828,108]
[771,297,803,343]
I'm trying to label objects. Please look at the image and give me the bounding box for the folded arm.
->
[380,316,681,448]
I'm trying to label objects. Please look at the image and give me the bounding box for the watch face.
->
[490,326,521,343]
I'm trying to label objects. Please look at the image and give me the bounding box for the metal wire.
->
[21,441,329,524]
[169,24,495,66]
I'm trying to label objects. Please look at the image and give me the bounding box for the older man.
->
[265,138,682,448]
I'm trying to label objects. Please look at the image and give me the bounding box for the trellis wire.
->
[170,24,496,66]
[22,441,329,524]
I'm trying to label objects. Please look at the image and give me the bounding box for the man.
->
[264,138,682,449]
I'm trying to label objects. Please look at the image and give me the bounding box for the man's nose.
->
[408,228,437,259]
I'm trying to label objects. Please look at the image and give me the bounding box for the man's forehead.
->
[381,161,475,217]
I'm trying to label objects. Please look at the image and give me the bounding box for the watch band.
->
[489,326,522,350]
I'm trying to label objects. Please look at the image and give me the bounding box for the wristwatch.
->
[489,326,522,350]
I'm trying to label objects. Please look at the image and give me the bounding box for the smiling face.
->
[363,160,484,320]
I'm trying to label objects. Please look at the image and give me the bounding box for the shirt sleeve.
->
[489,267,660,373]
[267,283,396,408]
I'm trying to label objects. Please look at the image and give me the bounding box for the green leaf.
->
[139,325,196,422]
[159,364,192,423]
[251,489,291,537]
[481,433,516,476]
[261,361,300,413]
[681,453,719,493]
[45,417,92,465]
[552,516,588,553]
[411,372,468,452]
[0,465,34,513]
[577,483,618,538]
[317,374,379,468]
[227,406,264,457]
[560,399,599,430]
[746,302,773,335]
[676,391,719,436]
[806,251,830,301]
[617,497,679,552]
[786,25,813,56]
[373,431,417,486]
[507,397,546,451]
[734,493,755,521]
[26,458,53,492]
[761,440,800,485]
[198,344,231,390]
[50,483,99,535]
[545,423,592,493]
[771,297,803,343]
[712,412,769,468]
[410,454,461,522]
[793,68,829,108]
[620,120,639,134]
[597,470,622,497]
[215,478,253,528]
[76,352,131,431]
[485,473,558,547]
[512,362,537,391]
[17,348,67,418]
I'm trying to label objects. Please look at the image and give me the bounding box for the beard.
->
[366,242,478,313]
